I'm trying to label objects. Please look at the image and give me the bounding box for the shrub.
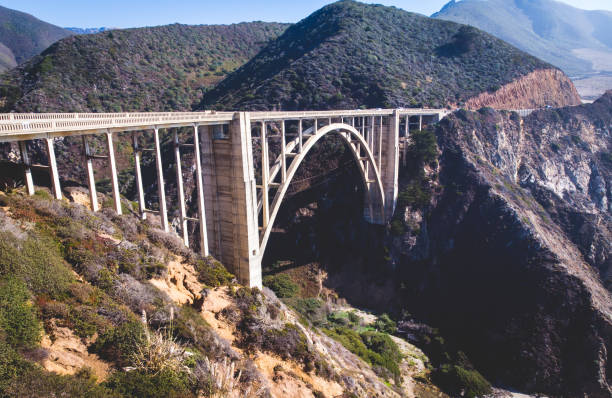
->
[262,324,314,367]
[263,274,299,298]
[323,327,403,384]
[0,277,41,349]
[104,368,194,398]
[373,314,397,334]
[194,258,234,287]
[4,365,117,398]
[285,297,328,326]
[409,129,438,166]
[433,364,492,398]
[0,232,73,298]
[91,320,145,367]
[0,340,34,392]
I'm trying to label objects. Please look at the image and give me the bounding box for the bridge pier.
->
[153,127,169,232]
[44,138,62,200]
[173,131,189,247]
[18,141,34,196]
[201,113,261,287]
[132,133,146,220]
[82,136,99,212]
[193,125,209,256]
[105,131,122,215]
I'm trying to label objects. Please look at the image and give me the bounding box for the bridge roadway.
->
[0,108,448,288]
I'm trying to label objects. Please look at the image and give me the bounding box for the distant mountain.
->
[0,22,288,112]
[433,0,612,99]
[201,0,580,111]
[0,5,72,72]
[65,27,115,35]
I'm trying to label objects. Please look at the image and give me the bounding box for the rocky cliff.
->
[390,91,612,396]
[464,68,581,109]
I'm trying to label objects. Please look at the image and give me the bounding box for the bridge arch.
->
[258,122,385,255]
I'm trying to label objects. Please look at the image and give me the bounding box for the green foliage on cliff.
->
[0,22,287,112]
[263,273,300,298]
[324,327,402,384]
[0,277,41,350]
[201,0,551,110]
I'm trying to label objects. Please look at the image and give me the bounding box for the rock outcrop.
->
[465,68,582,110]
[393,92,612,396]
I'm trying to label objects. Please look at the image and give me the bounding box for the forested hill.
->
[0,5,72,72]
[200,0,576,111]
[0,22,288,112]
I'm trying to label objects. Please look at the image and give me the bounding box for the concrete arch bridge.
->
[0,109,447,287]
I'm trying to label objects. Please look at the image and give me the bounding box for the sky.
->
[1,0,611,29]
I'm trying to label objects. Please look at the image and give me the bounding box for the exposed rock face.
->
[465,68,582,110]
[393,92,612,396]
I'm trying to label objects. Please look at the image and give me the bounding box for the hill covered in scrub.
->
[0,22,288,112]
[0,188,455,398]
[0,5,72,72]
[200,0,580,111]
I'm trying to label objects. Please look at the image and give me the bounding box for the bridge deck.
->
[0,109,448,142]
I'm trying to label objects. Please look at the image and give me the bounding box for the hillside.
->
[433,0,612,99]
[0,188,450,398]
[0,5,72,72]
[200,0,580,111]
[0,22,288,112]
[392,93,612,396]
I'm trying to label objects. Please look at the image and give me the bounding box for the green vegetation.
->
[263,273,300,298]
[324,327,402,384]
[0,277,41,349]
[0,22,287,112]
[202,1,551,110]
[434,363,492,398]
[0,192,242,398]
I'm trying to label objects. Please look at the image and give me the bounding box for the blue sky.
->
[1,0,611,28]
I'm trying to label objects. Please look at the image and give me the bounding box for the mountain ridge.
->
[433,0,612,99]
[0,5,72,72]
[201,0,580,111]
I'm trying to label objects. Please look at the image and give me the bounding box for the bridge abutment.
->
[202,112,262,288]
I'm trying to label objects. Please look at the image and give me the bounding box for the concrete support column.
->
[18,141,34,196]
[132,133,146,220]
[201,126,221,260]
[193,125,209,256]
[298,119,303,154]
[382,110,400,220]
[154,127,169,232]
[230,112,261,287]
[44,137,62,200]
[82,136,99,212]
[378,116,383,170]
[260,121,270,229]
[174,131,188,247]
[106,131,122,215]
[403,115,409,167]
[419,115,423,131]
[280,121,287,183]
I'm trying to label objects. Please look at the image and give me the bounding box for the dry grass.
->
[127,309,189,375]
[195,356,266,398]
